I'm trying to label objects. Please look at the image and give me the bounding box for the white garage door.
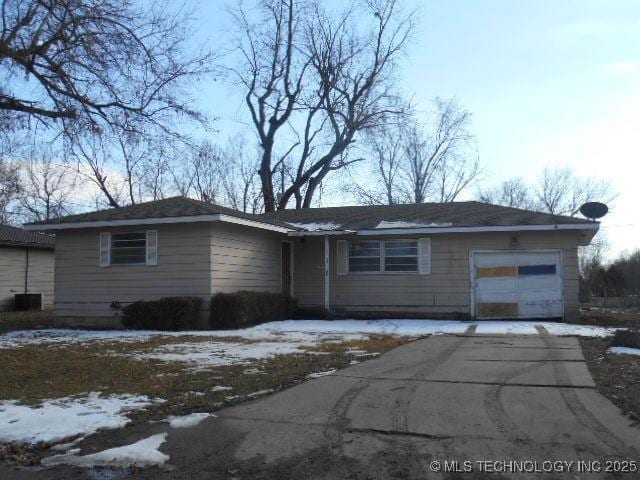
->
[472,251,563,319]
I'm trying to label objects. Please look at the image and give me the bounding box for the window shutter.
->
[337,240,348,276]
[146,230,158,266]
[418,238,431,275]
[99,232,111,267]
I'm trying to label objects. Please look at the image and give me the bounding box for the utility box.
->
[14,294,42,311]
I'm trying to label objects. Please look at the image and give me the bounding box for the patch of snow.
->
[42,433,169,468]
[0,320,617,370]
[165,413,213,428]
[474,321,615,337]
[0,393,157,444]
[132,340,304,366]
[608,346,640,356]
[375,221,453,229]
[49,437,84,452]
[210,386,233,392]
[288,222,342,231]
[306,369,336,379]
[247,389,274,398]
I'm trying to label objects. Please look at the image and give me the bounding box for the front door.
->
[281,242,292,296]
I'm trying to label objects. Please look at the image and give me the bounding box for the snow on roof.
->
[375,220,454,229]
[288,222,342,231]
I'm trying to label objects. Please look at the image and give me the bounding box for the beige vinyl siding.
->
[292,230,582,320]
[54,223,212,327]
[210,223,284,294]
[0,246,54,310]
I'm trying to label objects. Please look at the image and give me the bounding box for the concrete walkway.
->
[10,332,640,479]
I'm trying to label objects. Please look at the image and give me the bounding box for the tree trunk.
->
[259,143,276,212]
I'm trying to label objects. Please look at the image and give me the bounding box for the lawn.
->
[580,328,640,426]
[0,324,418,465]
[0,317,626,469]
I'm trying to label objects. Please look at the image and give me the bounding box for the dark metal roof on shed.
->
[0,225,54,248]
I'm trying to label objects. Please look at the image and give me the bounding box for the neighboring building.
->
[0,225,55,311]
[24,197,598,327]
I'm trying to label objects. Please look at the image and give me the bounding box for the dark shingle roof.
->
[26,197,291,228]
[25,196,595,232]
[0,225,55,248]
[260,201,593,230]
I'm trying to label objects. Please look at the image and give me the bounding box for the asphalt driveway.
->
[8,329,640,479]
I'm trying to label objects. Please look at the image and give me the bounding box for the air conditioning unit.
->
[14,294,42,311]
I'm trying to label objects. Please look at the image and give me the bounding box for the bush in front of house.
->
[122,296,203,330]
[209,291,296,329]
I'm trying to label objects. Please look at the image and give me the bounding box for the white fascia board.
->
[355,223,599,236]
[24,214,292,233]
[216,214,291,233]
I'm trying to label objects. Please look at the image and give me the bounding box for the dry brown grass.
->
[0,333,414,412]
[580,337,640,424]
[0,332,417,465]
[0,310,54,333]
[306,334,413,353]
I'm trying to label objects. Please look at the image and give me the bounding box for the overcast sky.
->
[191,0,639,257]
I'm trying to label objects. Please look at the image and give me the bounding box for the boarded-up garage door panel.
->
[473,251,562,319]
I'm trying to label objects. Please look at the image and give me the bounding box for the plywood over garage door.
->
[472,250,563,319]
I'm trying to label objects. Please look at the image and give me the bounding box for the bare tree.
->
[0,159,21,223]
[0,0,211,138]
[477,177,538,210]
[351,122,405,205]
[232,0,414,211]
[536,167,615,216]
[221,138,263,213]
[355,98,480,205]
[70,134,126,208]
[17,149,78,222]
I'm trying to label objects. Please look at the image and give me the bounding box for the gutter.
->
[285,222,599,237]
[23,213,292,234]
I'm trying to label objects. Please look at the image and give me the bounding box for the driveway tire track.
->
[483,360,546,442]
[538,331,636,456]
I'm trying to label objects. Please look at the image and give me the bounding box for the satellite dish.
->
[579,202,608,220]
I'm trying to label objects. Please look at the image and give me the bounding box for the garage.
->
[471,250,563,319]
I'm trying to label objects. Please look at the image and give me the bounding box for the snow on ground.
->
[0,393,157,444]
[306,369,337,379]
[210,386,233,392]
[42,433,169,468]
[0,320,617,362]
[165,413,213,428]
[132,340,307,367]
[608,346,640,356]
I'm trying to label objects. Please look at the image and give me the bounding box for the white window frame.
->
[347,239,419,274]
[100,230,158,267]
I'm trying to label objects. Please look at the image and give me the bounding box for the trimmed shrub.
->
[122,296,203,330]
[210,291,296,329]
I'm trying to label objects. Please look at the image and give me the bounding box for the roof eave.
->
[284,223,599,237]
[356,223,599,235]
[0,241,54,249]
[24,213,292,234]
